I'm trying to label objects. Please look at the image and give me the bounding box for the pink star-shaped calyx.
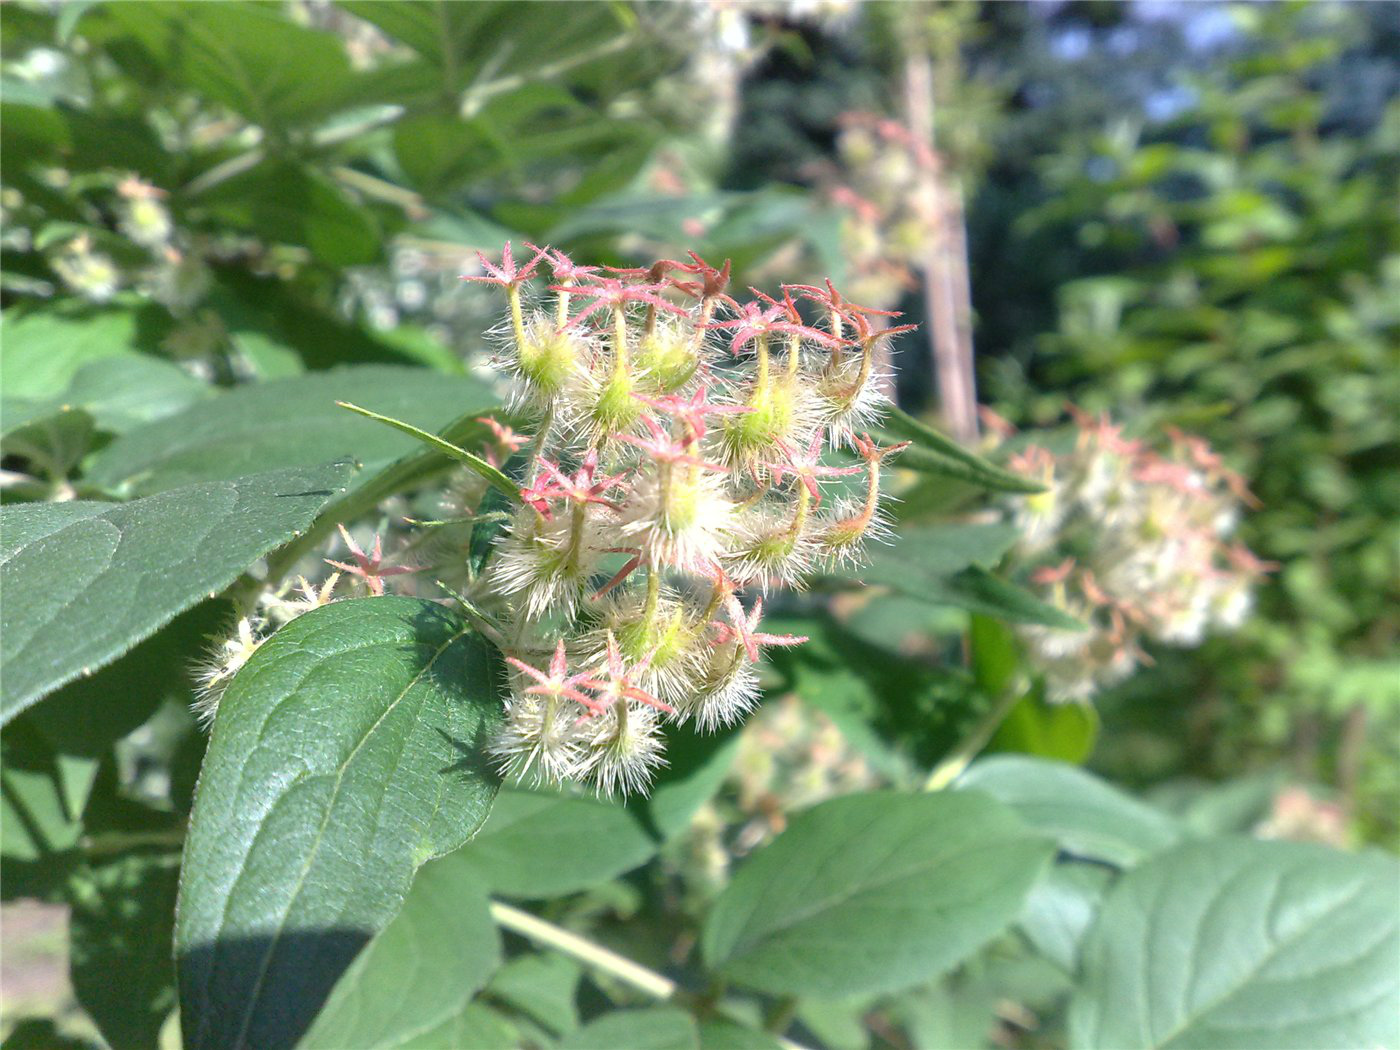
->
[553,277,689,329]
[614,414,729,471]
[579,632,673,714]
[712,595,808,663]
[476,416,530,467]
[460,241,549,289]
[525,243,601,284]
[325,524,418,596]
[767,430,863,505]
[537,450,629,509]
[634,385,752,443]
[506,640,602,714]
[667,251,732,300]
[850,432,912,465]
[709,292,846,356]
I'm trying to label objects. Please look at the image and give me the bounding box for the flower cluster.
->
[1002,409,1271,703]
[827,112,941,311]
[465,243,911,795]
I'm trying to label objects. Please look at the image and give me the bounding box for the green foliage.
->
[558,1008,699,1050]
[2,3,1393,1049]
[175,597,501,1050]
[1006,1,1400,837]
[456,789,657,899]
[0,462,355,721]
[1070,839,1400,1049]
[702,791,1055,997]
[300,851,502,1050]
[958,755,1182,867]
[85,367,493,495]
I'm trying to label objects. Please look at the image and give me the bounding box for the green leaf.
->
[484,952,580,1036]
[69,852,181,1050]
[1016,861,1112,974]
[26,601,226,765]
[85,366,496,496]
[891,981,998,1050]
[702,790,1056,997]
[696,1019,784,1050]
[300,851,502,1050]
[1069,839,1400,1050]
[197,160,381,268]
[1,720,84,863]
[558,1009,698,1050]
[939,567,1086,629]
[0,305,168,402]
[457,789,656,898]
[858,526,1082,629]
[91,2,358,131]
[208,270,459,374]
[0,461,356,724]
[0,405,95,480]
[392,1004,516,1050]
[969,612,1021,697]
[958,755,1180,867]
[175,597,503,1050]
[867,522,1021,581]
[990,689,1100,765]
[638,724,742,841]
[337,400,518,500]
[879,406,1044,493]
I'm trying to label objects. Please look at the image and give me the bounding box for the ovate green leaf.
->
[175,597,503,1050]
[878,406,1044,493]
[85,366,496,496]
[457,789,656,898]
[1069,839,1400,1049]
[958,755,1180,867]
[558,1009,698,1050]
[702,791,1055,997]
[300,851,501,1050]
[0,461,356,723]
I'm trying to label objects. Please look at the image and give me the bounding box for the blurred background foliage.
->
[2,0,1397,1046]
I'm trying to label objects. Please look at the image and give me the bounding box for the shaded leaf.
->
[1016,861,1112,974]
[175,597,503,1050]
[69,852,181,1050]
[484,952,580,1036]
[702,791,1055,997]
[990,689,1100,765]
[197,160,381,268]
[90,2,358,131]
[300,851,502,1049]
[0,461,356,723]
[0,305,169,402]
[696,1019,784,1050]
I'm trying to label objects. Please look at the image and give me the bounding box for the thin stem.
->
[613,304,630,371]
[489,902,813,1050]
[491,901,675,999]
[508,286,527,353]
[923,686,1022,791]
